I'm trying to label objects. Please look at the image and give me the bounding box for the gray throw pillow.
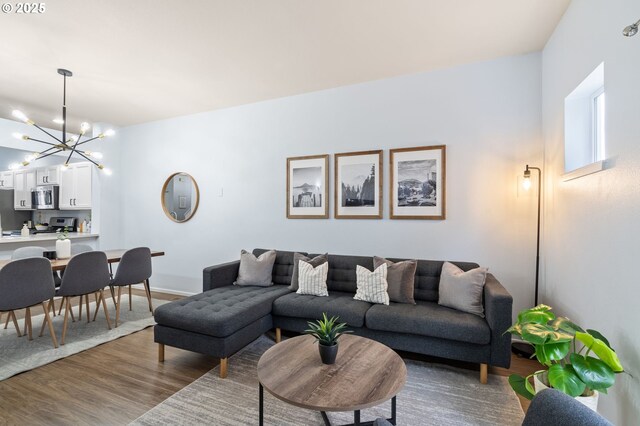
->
[234,249,276,287]
[290,253,328,291]
[438,261,488,317]
[373,256,417,304]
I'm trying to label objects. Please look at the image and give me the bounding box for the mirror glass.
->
[161,173,200,223]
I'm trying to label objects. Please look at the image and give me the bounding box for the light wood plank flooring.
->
[0,290,541,424]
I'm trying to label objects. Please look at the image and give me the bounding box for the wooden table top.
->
[257,334,407,412]
[0,250,165,271]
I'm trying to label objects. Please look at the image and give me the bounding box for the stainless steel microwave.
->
[31,185,59,210]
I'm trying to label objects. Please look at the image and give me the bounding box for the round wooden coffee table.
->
[257,334,407,426]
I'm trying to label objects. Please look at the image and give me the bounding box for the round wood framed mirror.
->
[161,172,200,223]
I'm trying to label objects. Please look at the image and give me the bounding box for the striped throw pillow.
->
[354,263,389,305]
[296,260,329,297]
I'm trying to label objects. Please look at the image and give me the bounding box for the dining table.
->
[0,249,165,271]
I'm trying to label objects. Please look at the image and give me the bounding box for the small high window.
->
[564,63,605,175]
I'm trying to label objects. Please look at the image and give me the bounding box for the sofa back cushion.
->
[383,258,480,302]
[309,253,373,293]
[253,249,305,286]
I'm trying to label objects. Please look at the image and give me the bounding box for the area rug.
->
[0,295,167,381]
[131,336,524,426]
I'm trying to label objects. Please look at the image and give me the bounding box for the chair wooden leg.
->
[115,286,122,328]
[275,327,281,343]
[219,357,228,378]
[78,295,83,321]
[25,307,32,340]
[110,286,117,309]
[85,293,91,323]
[61,297,71,345]
[100,289,112,330]
[9,311,22,337]
[58,298,64,316]
[50,297,56,317]
[480,363,488,384]
[4,311,10,329]
[144,279,154,313]
[42,301,58,348]
[93,292,102,322]
[129,285,132,311]
[158,343,165,362]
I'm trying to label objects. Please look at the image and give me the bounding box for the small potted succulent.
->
[55,226,71,259]
[305,313,350,365]
[507,305,624,412]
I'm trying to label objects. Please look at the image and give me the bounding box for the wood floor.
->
[0,290,541,425]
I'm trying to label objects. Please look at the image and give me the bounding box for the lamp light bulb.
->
[25,153,39,162]
[98,164,112,175]
[8,163,20,170]
[12,110,29,123]
[86,151,103,160]
[80,122,91,134]
[60,163,70,171]
[104,129,115,137]
[522,176,531,191]
[12,132,27,140]
[53,118,64,124]
[68,135,78,143]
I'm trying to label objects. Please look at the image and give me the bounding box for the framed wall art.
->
[390,145,446,220]
[334,150,382,219]
[286,154,329,219]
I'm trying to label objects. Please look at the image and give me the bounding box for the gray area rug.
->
[0,294,166,381]
[132,336,524,426]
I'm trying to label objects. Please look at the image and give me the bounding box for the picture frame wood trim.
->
[334,149,383,219]
[389,145,446,220]
[286,154,329,219]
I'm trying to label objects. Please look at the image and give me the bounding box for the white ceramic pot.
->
[534,372,599,412]
[56,238,71,259]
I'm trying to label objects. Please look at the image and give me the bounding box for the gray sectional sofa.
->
[154,249,513,381]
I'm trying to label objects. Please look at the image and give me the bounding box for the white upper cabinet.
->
[59,162,92,210]
[36,165,60,185]
[13,170,36,210]
[0,171,13,189]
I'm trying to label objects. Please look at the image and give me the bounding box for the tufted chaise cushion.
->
[154,285,291,338]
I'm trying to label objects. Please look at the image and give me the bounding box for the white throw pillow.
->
[438,261,488,317]
[296,260,329,297]
[354,264,389,305]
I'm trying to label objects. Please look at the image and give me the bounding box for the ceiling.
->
[0,0,570,130]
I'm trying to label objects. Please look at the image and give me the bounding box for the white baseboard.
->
[129,283,196,297]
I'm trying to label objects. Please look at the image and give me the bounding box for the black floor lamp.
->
[512,164,542,358]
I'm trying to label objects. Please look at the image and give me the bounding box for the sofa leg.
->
[275,327,281,343]
[220,357,228,378]
[158,343,165,362]
[480,363,488,384]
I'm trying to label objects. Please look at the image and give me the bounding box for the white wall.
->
[119,53,543,315]
[541,1,640,424]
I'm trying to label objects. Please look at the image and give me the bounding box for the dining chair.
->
[51,251,112,345]
[108,247,153,327]
[0,257,58,348]
[56,244,94,318]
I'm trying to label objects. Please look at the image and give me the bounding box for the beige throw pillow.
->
[438,261,488,317]
[354,264,389,305]
[296,260,329,296]
[373,256,417,304]
[234,249,276,287]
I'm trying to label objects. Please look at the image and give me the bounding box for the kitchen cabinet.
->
[36,166,60,185]
[59,162,92,209]
[0,171,13,189]
[13,170,36,210]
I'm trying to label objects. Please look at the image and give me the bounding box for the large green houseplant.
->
[507,305,624,406]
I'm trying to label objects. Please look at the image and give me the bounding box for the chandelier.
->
[9,68,114,175]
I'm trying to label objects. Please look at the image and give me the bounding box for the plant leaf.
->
[521,323,573,345]
[575,332,624,372]
[508,375,534,400]
[548,364,586,397]
[535,341,570,366]
[570,354,615,391]
[517,305,555,324]
[586,329,614,351]
[549,317,584,334]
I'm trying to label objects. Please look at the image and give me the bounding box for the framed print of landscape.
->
[335,150,382,219]
[390,145,446,220]
[286,154,329,219]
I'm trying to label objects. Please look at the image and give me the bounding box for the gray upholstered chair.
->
[522,389,612,426]
[54,251,112,345]
[109,247,153,327]
[11,246,46,260]
[70,244,93,255]
[0,257,58,348]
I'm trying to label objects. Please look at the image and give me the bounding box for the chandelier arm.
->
[64,132,83,165]
[74,136,100,146]
[25,137,62,147]
[74,150,100,167]
[33,124,63,143]
[34,149,63,161]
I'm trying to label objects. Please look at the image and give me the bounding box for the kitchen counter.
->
[0,232,99,245]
